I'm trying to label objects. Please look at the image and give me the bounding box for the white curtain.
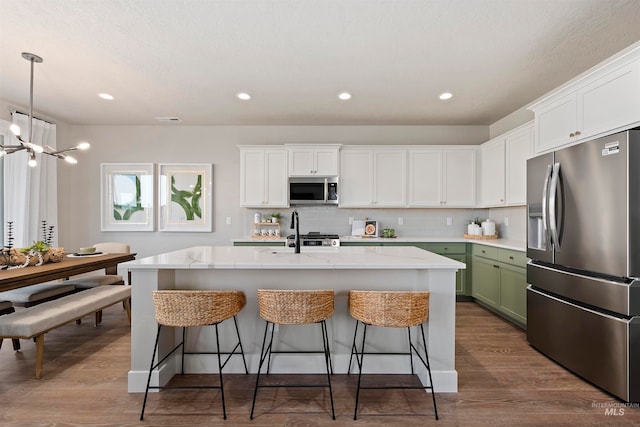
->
[3,113,58,248]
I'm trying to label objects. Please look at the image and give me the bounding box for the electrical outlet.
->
[504,217,509,226]
[398,217,404,225]
[226,216,232,225]
[349,217,354,225]
[446,217,452,226]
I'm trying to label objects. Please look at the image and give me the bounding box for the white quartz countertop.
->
[232,236,525,251]
[121,245,466,270]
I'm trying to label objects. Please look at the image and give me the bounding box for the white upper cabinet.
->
[530,45,640,154]
[287,145,340,176]
[408,148,476,207]
[480,122,533,207]
[505,124,534,205]
[480,137,506,207]
[239,146,289,208]
[339,147,406,207]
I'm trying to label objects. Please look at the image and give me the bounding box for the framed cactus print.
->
[100,163,155,231]
[158,163,212,232]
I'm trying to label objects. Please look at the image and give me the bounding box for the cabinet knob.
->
[575,131,581,136]
[493,265,500,269]
[569,132,575,138]
[509,256,514,260]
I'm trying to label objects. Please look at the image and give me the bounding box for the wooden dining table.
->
[0,252,137,292]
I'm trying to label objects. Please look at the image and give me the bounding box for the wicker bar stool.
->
[250,289,336,420]
[347,290,438,420]
[140,290,248,421]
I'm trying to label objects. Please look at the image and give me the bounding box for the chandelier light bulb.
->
[9,124,21,136]
[64,155,78,164]
[0,150,6,157]
[26,142,44,153]
[28,157,37,167]
[77,142,91,150]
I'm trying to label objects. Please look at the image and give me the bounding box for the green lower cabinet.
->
[233,241,285,247]
[471,256,499,308]
[471,244,527,328]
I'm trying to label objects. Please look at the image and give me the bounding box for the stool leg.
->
[180,327,186,374]
[215,323,227,420]
[420,324,438,420]
[233,316,249,374]
[250,320,271,420]
[265,322,276,375]
[347,320,360,374]
[407,327,415,375]
[320,320,336,420]
[140,324,162,421]
[353,322,368,420]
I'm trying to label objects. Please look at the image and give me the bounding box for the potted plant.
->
[269,212,282,223]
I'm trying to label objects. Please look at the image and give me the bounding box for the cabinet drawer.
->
[497,248,527,267]
[417,242,467,254]
[472,244,498,259]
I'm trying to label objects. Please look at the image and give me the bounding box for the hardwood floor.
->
[1,302,638,426]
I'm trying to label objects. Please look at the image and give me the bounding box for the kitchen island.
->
[120,245,464,393]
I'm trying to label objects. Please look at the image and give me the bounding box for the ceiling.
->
[1,0,640,126]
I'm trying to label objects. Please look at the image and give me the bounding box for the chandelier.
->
[0,52,89,167]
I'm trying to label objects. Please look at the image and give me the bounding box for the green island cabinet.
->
[233,241,286,247]
[340,241,471,299]
[471,244,527,328]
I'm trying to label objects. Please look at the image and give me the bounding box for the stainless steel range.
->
[286,232,340,248]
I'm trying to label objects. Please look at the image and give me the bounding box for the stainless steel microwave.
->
[289,177,338,205]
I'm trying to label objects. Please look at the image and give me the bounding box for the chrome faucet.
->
[290,210,300,253]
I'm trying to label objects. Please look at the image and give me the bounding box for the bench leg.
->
[35,334,44,379]
[95,310,103,326]
[12,338,21,351]
[123,298,131,324]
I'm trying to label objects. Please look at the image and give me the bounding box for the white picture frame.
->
[158,163,213,232]
[100,163,155,231]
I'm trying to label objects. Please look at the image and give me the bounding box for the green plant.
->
[21,240,50,254]
[269,212,282,222]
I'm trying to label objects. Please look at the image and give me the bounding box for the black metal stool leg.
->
[180,327,186,374]
[408,327,415,375]
[347,320,360,374]
[233,315,249,374]
[250,320,271,420]
[420,323,438,420]
[320,320,336,419]
[265,322,276,375]
[353,322,368,420]
[140,324,162,420]
[214,323,227,420]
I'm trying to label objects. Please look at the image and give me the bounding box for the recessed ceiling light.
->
[439,92,453,100]
[98,93,114,100]
[237,92,251,100]
[338,92,352,100]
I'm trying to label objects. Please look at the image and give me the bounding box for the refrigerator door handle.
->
[542,164,552,249]
[549,162,561,250]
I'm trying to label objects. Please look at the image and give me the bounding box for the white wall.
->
[57,124,492,257]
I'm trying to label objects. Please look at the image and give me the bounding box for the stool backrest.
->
[152,290,246,327]
[257,289,334,325]
[349,290,430,328]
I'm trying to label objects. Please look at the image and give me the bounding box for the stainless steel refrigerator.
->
[527,129,640,402]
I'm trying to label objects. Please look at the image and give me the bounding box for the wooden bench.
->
[0,285,131,378]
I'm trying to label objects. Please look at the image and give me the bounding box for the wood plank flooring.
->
[1,302,638,426]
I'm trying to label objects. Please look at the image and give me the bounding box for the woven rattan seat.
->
[257,289,334,325]
[348,289,438,420]
[140,290,248,421]
[349,290,429,328]
[153,290,246,327]
[251,289,336,420]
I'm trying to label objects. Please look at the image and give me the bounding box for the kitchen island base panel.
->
[125,249,459,394]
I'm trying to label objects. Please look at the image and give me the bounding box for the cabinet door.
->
[340,149,373,207]
[579,60,640,140]
[288,148,315,176]
[407,149,442,206]
[264,149,289,207]
[505,125,533,205]
[443,149,476,207]
[240,149,266,206]
[535,93,578,153]
[448,254,468,295]
[480,138,506,206]
[498,264,527,326]
[373,150,406,207]
[314,147,339,176]
[471,256,499,308]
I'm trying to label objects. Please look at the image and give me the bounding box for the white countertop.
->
[121,245,466,270]
[232,236,526,251]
